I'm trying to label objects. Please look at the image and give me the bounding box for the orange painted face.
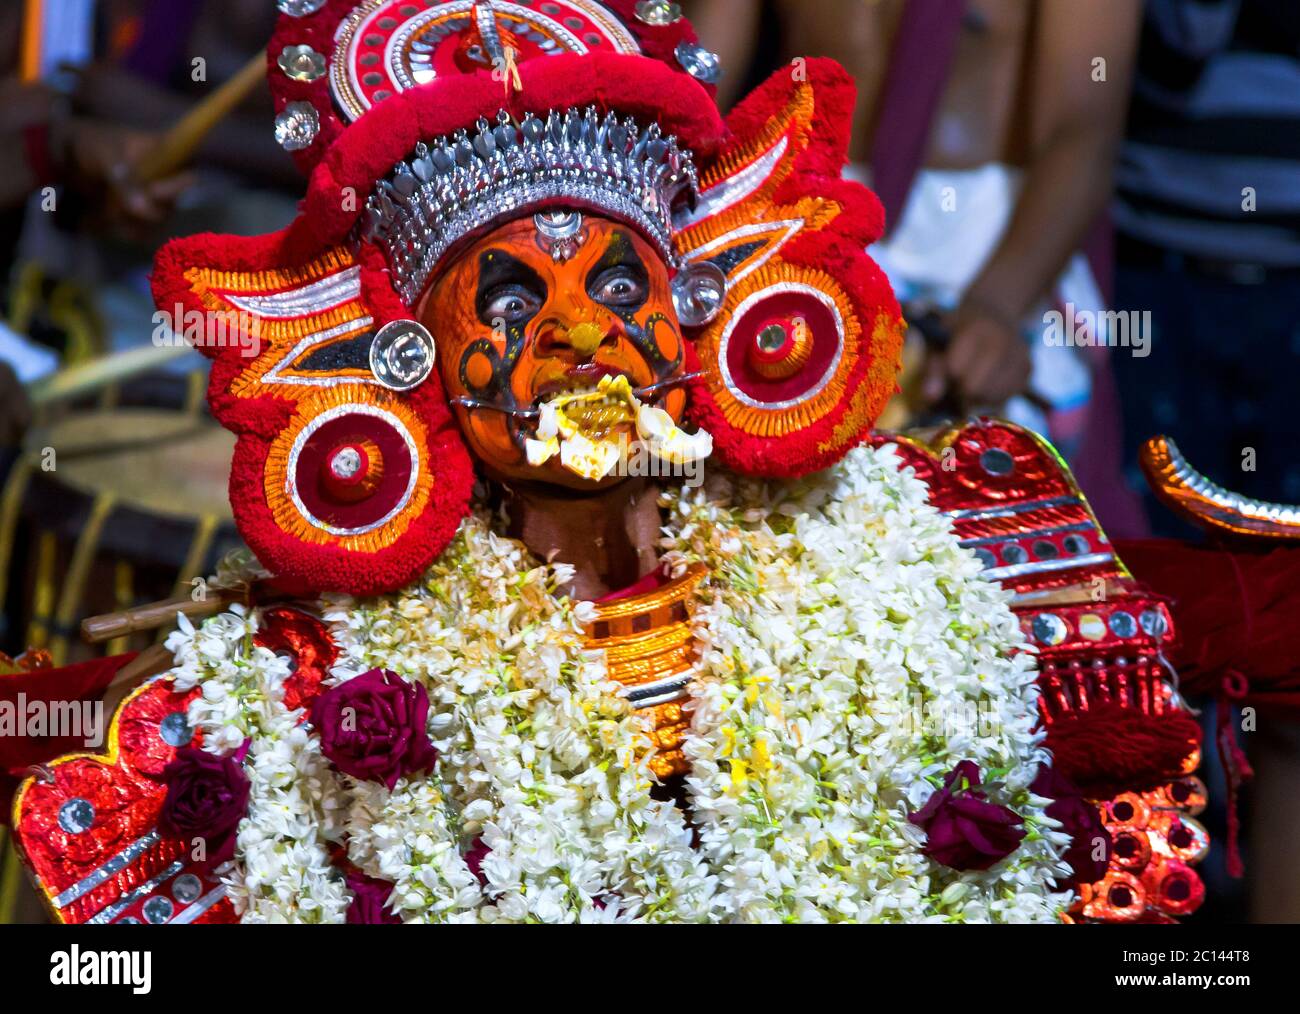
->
[421,212,689,489]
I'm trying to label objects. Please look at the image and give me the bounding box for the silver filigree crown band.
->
[361,107,699,304]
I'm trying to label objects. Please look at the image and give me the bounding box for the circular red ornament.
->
[321,438,385,502]
[290,408,416,533]
[1146,859,1204,916]
[747,316,813,381]
[720,285,844,409]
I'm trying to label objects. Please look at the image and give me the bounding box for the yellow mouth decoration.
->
[525,374,713,481]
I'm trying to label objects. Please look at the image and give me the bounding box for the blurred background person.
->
[687,0,1145,534]
[1113,0,1300,535]
[1110,0,1300,926]
[0,0,178,448]
[0,0,294,433]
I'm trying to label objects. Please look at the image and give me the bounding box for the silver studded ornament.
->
[364,108,698,304]
[675,41,722,85]
[534,210,585,263]
[370,320,437,392]
[331,446,364,481]
[58,798,95,834]
[1031,613,1069,647]
[980,448,1015,477]
[278,44,327,82]
[172,874,203,904]
[1109,611,1138,639]
[274,101,320,151]
[758,324,789,353]
[1140,608,1169,638]
[277,0,328,15]
[142,897,175,924]
[159,710,192,747]
[636,1,684,26]
[671,261,728,328]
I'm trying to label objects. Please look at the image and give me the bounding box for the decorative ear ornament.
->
[671,261,728,327]
[369,320,436,392]
[672,61,903,479]
[152,243,474,597]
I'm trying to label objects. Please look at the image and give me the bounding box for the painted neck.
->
[493,475,663,601]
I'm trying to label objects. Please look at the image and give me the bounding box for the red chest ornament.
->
[882,420,1205,923]
[9,609,336,924]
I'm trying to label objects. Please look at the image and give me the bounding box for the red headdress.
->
[153,0,903,596]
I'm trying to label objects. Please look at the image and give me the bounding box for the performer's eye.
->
[476,250,545,326]
[589,266,647,308]
[483,285,542,326]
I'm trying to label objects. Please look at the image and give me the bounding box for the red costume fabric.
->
[1120,541,1300,709]
[1,655,135,824]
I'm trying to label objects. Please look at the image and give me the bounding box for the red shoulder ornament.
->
[883,420,1207,923]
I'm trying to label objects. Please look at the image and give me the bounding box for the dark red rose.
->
[909,760,1026,871]
[310,669,438,789]
[346,871,402,925]
[159,746,251,866]
[465,838,490,887]
[1032,764,1110,886]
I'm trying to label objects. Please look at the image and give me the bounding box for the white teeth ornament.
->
[560,432,622,481]
[636,403,714,465]
[524,374,712,481]
[526,437,560,467]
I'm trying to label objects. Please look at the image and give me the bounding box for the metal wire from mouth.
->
[450,372,703,418]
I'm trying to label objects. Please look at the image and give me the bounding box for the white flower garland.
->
[666,445,1072,922]
[164,444,1072,923]
[166,607,349,923]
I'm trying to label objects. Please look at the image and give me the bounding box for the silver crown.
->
[361,107,699,304]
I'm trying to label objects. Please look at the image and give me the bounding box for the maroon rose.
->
[159,746,251,867]
[345,871,402,925]
[908,760,1026,871]
[310,669,438,789]
[1032,764,1110,887]
[464,838,490,887]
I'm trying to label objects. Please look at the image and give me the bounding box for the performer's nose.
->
[537,320,616,360]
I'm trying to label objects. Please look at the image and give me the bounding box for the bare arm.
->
[72,63,300,186]
[967,0,1141,324]
[931,0,1142,408]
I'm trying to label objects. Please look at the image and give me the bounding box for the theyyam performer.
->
[6,0,1209,924]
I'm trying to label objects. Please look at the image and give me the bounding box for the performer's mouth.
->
[534,364,633,405]
[450,370,701,421]
[522,372,713,482]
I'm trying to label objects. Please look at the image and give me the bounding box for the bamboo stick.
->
[81,590,239,644]
[132,52,267,183]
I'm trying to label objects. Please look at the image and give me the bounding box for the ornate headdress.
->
[155,0,903,595]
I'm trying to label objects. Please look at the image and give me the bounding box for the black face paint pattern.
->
[586,230,645,297]
[458,236,686,455]
[621,311,681,380]
[584,232,683,383]
[460,249,543,400]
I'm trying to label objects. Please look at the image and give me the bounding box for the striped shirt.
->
[1115,0,1300,266]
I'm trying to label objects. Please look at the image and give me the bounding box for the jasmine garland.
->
[165,443,1074,923]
